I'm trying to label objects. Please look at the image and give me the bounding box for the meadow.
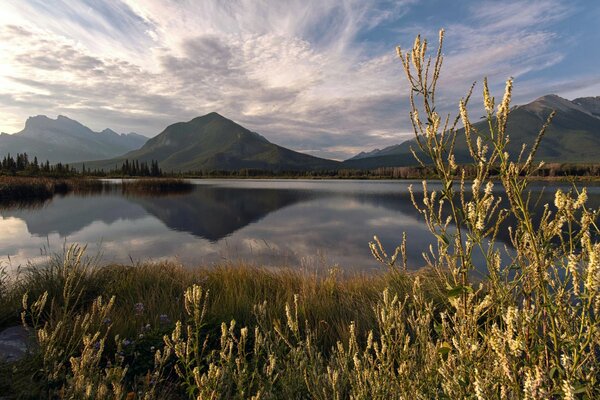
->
[0,30,598,399]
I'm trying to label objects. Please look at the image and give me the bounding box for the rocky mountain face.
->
[0,115,147,163]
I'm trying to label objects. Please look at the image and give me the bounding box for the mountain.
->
[344,94,600,169]
[0,115,147,163]
[83,112,340,172]
[348,148,382,161]
[573,96,600,118]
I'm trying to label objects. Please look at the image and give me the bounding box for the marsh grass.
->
[0,177,105,207]
[119,178,194,196]
[0,177,194,207]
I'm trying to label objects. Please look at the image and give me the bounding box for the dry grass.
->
[0,248,446,399]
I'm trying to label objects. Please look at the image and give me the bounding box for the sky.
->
[0,0,598,160]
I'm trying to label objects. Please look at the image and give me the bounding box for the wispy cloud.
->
[0,0,596,159]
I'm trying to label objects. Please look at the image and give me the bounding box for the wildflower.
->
[562,380,575,400]
[159,314,170,324]
[484,181,493,196]
[459,99,469,130]
[448,154,457,171]
[476,214,485,231]
[574,188,587,209]
[554,190,565,209]
[483,77,494,114]
[122,339,131,347]
[134,302,145,315]
[497,78,513,125]
[102,317,112,325]
[474,369,485,400]
[472,178,481,195]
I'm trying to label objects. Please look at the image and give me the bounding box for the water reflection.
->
[130,186,318,241]
[0,180,598,273]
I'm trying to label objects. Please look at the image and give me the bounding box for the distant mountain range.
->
[0,115,147,163]
[83,112,340,172]
[4,94,599,171]
[344,95,600,168]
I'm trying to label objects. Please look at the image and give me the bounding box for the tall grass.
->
[120,178,194,196]
[0,177,105,207]
[1,251,445,398]
[0,177,194,209]
[1,30,598,399]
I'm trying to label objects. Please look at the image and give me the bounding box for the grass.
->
[120,178,194,196]
[0,249,447,399]
[0,253,446,347]
[0,177,195,207]
[0,176,104,206]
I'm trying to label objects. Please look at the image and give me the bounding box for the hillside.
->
[0,115,147,163]
[83,112,340,172]
[344,95,600,168]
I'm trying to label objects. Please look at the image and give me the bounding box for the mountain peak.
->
[25,114,50,124]
[24,114,83,131]
[101,128,119,136]
[530,94,571,108]
[521,94,589,116]
[88,113,339,172]
[2,115,148,163]
[572,96,600,118]
[192,112,228,123]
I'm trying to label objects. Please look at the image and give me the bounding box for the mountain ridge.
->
[5,93,599,171]
[0,115,147,163]
[344,94,600,168]
[81,112,340,172]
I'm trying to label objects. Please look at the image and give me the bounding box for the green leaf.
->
[574,385,587,394]
[447,285,472,298]
[438,342,452,359]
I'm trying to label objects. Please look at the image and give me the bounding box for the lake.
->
[1,179,598,274]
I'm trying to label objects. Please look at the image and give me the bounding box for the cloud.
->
[0,0,595,158]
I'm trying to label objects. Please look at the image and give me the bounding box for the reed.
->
[0,176,105,202]
[120,178,194,196]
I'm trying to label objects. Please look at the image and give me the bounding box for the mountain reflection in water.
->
[0,180,598,273]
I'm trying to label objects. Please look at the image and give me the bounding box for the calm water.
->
[1,179,598,273]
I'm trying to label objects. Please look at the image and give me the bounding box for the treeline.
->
[1,153,77,176]
[184,167,437,179]
[83,159,162,177]
[534,163,600,177]
[0,153,163,178]
[2,152,599,179]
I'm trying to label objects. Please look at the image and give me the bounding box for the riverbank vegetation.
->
[0,30,598,399]
[2,150,599,182]
[0,177,194,207]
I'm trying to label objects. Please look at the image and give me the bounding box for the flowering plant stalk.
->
[370,29,600,397]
